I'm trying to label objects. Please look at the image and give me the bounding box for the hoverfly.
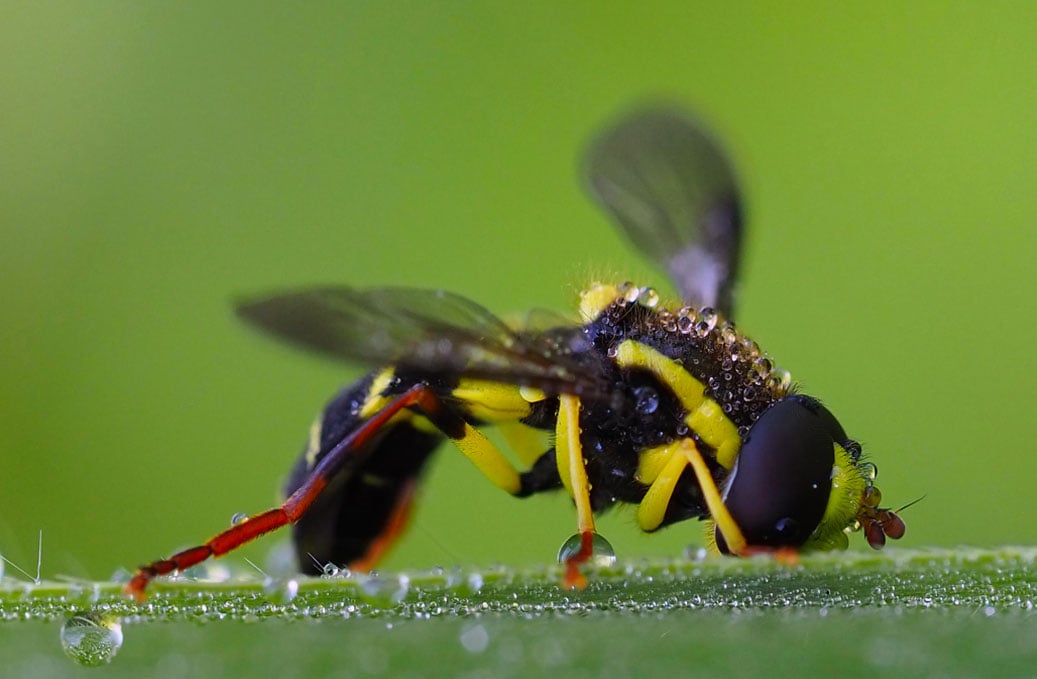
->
[127,108,905,600]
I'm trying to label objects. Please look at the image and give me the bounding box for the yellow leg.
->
[452,421,522,495]
[496,420,547,467]
[677,439,747,554]
[555,393,602,589]
[636,441,689,532]
[555,394,595,534]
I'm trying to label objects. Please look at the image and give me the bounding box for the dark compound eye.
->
[715,395,842,553]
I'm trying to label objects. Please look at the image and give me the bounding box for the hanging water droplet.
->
[556,532,617,568]
[60,611,123,667]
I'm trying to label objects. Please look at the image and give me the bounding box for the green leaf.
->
[2,548,1035,675]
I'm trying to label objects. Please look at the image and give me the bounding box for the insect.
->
[126,108,905,600]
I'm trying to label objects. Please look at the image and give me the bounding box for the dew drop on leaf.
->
[60,611,123,667]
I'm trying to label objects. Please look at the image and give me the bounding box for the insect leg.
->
[554,393,598,589]
[635,441,692,532]
[676,438,747,555]
[126,383,522,600]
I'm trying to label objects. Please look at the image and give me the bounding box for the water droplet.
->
[634,386,659,415]
[459,623,490,654]
[721,325,738,345]
[677,311,696,334]
[263,578,299,605]
[640,287,660,308]
[557,532,617,568]
[694,308,718,337]
[358,573,411,605]
[859,462,878,481]
[321,562,340,577]
[465,571,484,594]
[768,368,792,391]
[230,512,249,525]
[60,611,123,667]
[863,485,882,508]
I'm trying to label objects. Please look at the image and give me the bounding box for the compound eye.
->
[714,396,837,553]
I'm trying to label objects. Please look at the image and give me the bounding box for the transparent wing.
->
[236,286,610,397]
[584,107,744,317]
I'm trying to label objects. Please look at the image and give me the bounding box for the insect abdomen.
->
[285,374,442,574]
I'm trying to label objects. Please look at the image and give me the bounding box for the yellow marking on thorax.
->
[452,379,532,422]
[303,415,323,469]
[615,340,742,470]
[359,368,397,419]
[579,283,623,321]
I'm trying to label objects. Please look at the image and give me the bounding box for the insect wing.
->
[584,108,744,317]
[236,286,608,395]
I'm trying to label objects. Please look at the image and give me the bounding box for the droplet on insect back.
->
[60,611,123,667]
[230,512,249,525]
[556,532,617,568]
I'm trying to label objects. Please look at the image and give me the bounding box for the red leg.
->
[126,383,440,601]
[562,531,595,590]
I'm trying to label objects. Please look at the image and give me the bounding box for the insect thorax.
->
[580,283,793,437]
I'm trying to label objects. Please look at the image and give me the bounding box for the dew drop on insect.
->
[677,310,696,334]
[321,562,340,577]
[634,386,659,415]
[863,485,882,508]
[721,325,738,346]
[60,611,123,667]
[694,308,718,337]
[859,462,878,481]
[640,287,660,308]
[556,532,617,568]
[230,512,249,526]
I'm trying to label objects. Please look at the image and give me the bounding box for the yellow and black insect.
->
[127,108,905,599]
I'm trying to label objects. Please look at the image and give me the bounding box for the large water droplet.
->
[60,611,123,667]
[557,532,617,568]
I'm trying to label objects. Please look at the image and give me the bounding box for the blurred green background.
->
[2,3,1035,582]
